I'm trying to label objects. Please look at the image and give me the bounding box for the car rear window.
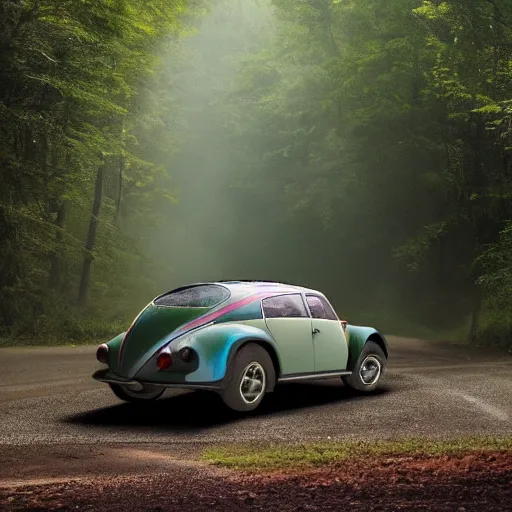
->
[154,285,230,308]
[262,294,308,318]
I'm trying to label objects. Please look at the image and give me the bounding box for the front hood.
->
[117,304,209,378]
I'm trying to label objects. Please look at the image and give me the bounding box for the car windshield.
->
[154,285,230,308]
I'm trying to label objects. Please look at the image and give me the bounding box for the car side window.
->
[262,294,308,318]
[306,295,338,320]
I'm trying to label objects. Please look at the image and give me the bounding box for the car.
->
[92,281,389,411]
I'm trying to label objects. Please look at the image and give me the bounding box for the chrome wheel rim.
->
[359,356,381,385]
[239,362,266,404]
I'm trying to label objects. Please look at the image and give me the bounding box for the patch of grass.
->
[202,437,512,470]
[0,335,105,348]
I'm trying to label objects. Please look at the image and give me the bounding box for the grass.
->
[202,437,512,470]
[0,317,125,348]
[0,335,105,348]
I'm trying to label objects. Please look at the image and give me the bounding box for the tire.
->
[109,383,165,403]
[342,340,387,392]
[221,343,275,412]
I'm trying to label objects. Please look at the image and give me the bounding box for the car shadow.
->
[64,381,391,432]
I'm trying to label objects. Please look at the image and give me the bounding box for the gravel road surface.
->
[1,336,511,447]
[0,336,511,494]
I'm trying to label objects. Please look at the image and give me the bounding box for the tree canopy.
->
[1,0,512,349]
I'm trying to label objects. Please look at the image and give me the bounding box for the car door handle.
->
[312,328,320,335]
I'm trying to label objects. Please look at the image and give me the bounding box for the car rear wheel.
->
[342,340,386,392]
[109,383,165,402]
[221,343,275,412]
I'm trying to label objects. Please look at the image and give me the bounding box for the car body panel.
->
[134,321,278,385]
[103,331,125,375]
[311,318,349,372]
[264,317,314,374]
[93,281,388,392]
[118,305,209,378]
[215,300,263,323]
[345,324,388,371]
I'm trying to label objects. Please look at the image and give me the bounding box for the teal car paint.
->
[180,323,278,384]
[92,281,389,411]
[133,321,279,386]
[345,325,389,371]
[103,331,125,375]
[118,304,211,378]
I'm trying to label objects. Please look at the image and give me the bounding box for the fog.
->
[146,0,402,320]
[4,0,512,346]
[150,1,278,286]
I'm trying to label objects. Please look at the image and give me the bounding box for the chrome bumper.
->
[92,369,146,391]
[92,368,223,391]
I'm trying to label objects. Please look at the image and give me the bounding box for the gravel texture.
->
[1,451,511,511]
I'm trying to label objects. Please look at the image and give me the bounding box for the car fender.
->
[175,323,281,386]
[345,325,389,371]
[105,332,126,374]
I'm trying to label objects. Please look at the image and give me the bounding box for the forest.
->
[1,0,512,350]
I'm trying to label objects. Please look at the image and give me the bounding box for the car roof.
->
[215,280,318,294]
[158,281,325,305]
[170,280,318,294]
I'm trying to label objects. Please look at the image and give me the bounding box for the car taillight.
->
[157,352,173,370]
[96,344,109,364]
[341,320,347,331]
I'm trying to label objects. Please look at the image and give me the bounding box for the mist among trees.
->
[1,0,512,349]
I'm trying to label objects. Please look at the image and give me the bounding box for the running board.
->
[278,371,352,383]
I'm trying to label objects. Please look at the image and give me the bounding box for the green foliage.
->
[0,0,207,338]
[215,0,512,347]
[3,0,512,348]
[203,436,512,470]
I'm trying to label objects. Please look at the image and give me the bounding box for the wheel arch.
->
[226,338,281,391]
[367,332,388,359]
[345,325,389,371]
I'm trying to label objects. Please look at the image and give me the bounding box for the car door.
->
[305,294,348,372]
[262,293,314,375]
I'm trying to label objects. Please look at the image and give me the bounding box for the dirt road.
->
[0,337,512,496]
[0,336,511,509]
[1,336,511,448]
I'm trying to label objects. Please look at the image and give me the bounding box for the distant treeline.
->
[220,0,512,349]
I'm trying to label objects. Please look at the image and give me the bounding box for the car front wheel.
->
[221,343,275,412]
[342,340,386,392]
[109,383,165,403]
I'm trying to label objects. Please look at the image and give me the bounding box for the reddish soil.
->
[1,451,511,511]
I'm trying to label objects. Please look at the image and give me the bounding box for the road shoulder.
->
[1,446,511,511]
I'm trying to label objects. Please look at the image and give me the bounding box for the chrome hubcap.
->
[240,362,266,404]
[359,356,381,385]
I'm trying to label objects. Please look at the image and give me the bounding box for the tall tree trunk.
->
[48,199,68,290]
[77,164,104,307]
[48,106,72,290]
[468,284,482,343]
[0,0,23,50]
[114,155,124,228]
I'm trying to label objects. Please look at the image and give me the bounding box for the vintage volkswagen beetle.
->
[93,281,388,411]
